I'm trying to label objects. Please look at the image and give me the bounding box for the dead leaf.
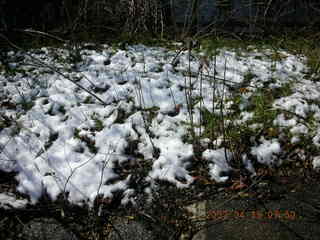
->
[230,180,248,190]
[238,192,250,198]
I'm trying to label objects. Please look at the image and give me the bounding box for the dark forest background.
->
[0,0,320,44]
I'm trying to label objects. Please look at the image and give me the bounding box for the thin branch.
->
[16,29,69,43]
[0,33,108,106]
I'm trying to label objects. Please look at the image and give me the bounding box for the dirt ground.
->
[0,166,320,240]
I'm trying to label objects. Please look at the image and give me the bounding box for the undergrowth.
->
[1,28,320,240]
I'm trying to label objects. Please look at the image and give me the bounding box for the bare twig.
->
[17,29,68,43]
[0,33,108,106]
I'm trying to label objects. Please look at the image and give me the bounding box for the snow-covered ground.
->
[0,43,319,205]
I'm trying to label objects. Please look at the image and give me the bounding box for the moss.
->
[73,128,99,154]
[83,96,94,104]
[44,132,59,150]
[243,71,257,84]
[8,123,22,136]
[87,143,98,154]
[22,101,35,112]
[91,114,104,132]
[58,105,66,115]
[42,98,49,105]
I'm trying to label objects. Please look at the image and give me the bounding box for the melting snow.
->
[0,193,28,209]
[251,138,281,165]
[0,43,317,205]
[203,148,233,182]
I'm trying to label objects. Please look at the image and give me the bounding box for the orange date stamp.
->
[207,209,297,220]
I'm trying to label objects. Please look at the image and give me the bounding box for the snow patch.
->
[251,138,281,165]
[203,148,232,182]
